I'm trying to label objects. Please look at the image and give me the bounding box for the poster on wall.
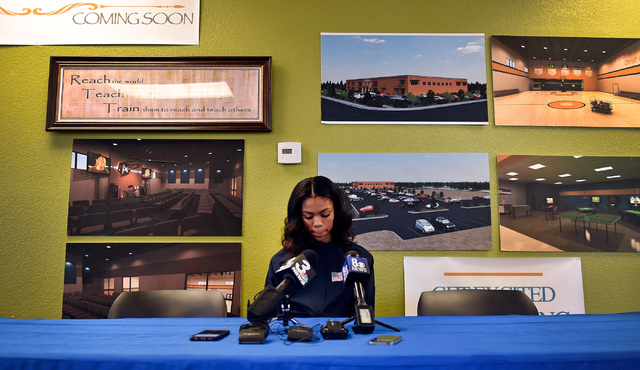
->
[403,257,585,316]
[321,33,488,125]
[491,35,640,127]
[497,155,640,252]
[46,56,272,131]
[63,243,241,318]
[0,0,200,45]
[318,153,492,251]
[68,139,244,236]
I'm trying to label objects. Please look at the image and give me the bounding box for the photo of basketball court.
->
[497,155,640,252]
[491,36,640,127]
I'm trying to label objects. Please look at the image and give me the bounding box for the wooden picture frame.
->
[46,56,271,131]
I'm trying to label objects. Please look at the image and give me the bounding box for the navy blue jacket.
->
[265,241,375,318]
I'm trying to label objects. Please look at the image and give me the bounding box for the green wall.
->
[1,0,639,319]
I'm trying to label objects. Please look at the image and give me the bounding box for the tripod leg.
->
[375,319,401,332]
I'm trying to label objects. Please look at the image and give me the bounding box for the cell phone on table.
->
[369,335,402,345]
[190,329,230,341]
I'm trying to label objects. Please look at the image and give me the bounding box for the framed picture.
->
[46,56,271,131]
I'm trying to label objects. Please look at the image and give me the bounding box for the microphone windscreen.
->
[300,249,319,269]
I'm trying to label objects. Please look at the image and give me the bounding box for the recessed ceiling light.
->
[602,50,606,53]
[594,166,613,172]
[543,46,548,50]
[563,48,568,51]
[576,179,587,182]
[573,156,583,158]
[529,163,546,170]
[606,175,621,179]
[583,49,588,52]
[535,178,546,181]
[558,174,571,177]
[554,182,563,185]
[506,172,518,176]
[521,45,525,48]
[509,178,519,181]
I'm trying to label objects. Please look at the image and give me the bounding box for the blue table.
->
[1,313,640,369]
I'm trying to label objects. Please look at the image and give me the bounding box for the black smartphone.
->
[369,335,402,345]
[190,329,230,341]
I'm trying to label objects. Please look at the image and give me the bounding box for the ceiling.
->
[493,36,637,65]
[84,139,244,172]
[66,243,164,270]
[497,155,640,187]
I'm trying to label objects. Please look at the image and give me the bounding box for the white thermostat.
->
[278,142,302,164]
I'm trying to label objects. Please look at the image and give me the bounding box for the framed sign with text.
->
[46,56,271,131]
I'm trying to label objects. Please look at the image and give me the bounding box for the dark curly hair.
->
[282,176,354,257]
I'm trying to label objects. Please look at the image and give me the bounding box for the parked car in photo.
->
[415,219,435,234]
[451,197,462,203]
[359,205,373,213]
[433,96,447,104]
[430,216,455,231]
[425,202,440,209]
[388,198,400,203]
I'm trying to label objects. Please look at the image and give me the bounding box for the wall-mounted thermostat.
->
[278,142,302,164]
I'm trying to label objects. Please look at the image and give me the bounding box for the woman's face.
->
[301,196,335,243]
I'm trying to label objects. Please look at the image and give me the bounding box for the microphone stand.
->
[274,295,314,342]
[275,295,305,327]
[343,281,401,334]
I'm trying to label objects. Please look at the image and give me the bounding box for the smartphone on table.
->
[190,329,230,341]
[369,335,402,345]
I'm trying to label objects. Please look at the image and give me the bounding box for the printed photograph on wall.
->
[321,33,488,125]
[498,155,640,252]
[68,139,244,236]
[318,153,492,251]
[491,35,640,127]
[63,242,241,318]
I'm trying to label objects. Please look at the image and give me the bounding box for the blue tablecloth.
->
[1,313,640,369]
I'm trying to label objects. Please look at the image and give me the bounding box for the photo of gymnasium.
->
[491,36,640,127]
[498,155,640,252]
[68,139,244,236]
[63,243,241,319]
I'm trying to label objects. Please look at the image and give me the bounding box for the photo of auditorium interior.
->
[63,243,241,319]
[491,36,640,127]
[69,139,244,236]
[497,155,640,252]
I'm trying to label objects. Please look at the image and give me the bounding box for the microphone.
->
[342,250,375,334]
[275,249,319,295]
[241,250,318,344]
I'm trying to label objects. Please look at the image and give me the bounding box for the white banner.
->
[0,0,199,45]
[404,257,584,316]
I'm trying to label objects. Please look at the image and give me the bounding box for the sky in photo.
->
[318,153,489,183]
[321,33,487,85]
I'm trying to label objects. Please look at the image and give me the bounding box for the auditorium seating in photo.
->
[417,290,539,316]
[113,225,152,236]
[109,209,134,230]
[75,212,108,235]
[72,200,90,207]
[133,206,158,225]
[86,204,108,214]
[107,290,227,318]
[180,215,201,236]
[152,219,180,236]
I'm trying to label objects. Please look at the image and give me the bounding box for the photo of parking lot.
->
[321,33,488,125]
[318,153,492,251]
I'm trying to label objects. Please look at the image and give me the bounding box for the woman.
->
[264,176,375,317]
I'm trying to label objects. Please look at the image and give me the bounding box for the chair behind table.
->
[107,290,227,318]
[417,290,539,316]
